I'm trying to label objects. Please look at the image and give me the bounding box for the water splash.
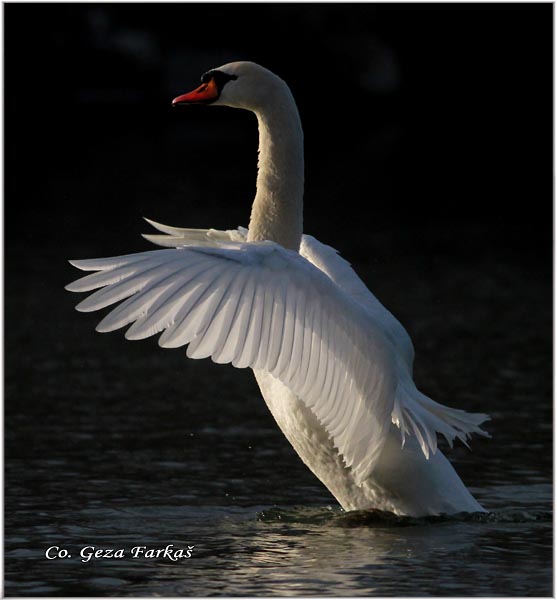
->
[257,505,552,527]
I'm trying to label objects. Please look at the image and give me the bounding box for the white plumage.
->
[67,62,489,515]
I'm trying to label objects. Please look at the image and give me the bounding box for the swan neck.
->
[247,95,304,251]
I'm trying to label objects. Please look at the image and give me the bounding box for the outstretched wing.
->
[141,219,415,369]
[66,242,398,483]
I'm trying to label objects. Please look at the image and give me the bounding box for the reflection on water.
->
[5,234,552,596]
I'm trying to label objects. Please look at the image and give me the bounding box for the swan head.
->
[172,61,289,112]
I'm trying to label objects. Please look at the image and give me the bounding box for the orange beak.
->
[172,77,219,106]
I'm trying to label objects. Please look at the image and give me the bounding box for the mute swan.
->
[66,61,489,516]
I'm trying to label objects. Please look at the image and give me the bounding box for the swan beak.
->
[172,78,219,105]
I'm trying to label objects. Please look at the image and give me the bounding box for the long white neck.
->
[247,90,304,251]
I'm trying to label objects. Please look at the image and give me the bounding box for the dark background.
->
[4,4,553,595]
[5,3,552,255]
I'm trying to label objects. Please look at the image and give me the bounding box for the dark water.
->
[5,229,552,596]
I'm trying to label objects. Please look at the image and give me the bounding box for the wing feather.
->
[275,286,298,379]
[265,273,287,372]
[287,287,307,383]
[186,268,240,359]
[65,258,152,292]
[157,262,227,347]
[236,283,265,369]
[311,307,331,402]
[68,251,155,272]
[296,302,315,390]
[125,260,221,340]
[301,303,323,399]
[96,280,173,333]
[256,280,276,370]
[231,277,256,369]
[208,271,250,364]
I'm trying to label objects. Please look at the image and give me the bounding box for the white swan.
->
[66,61,489,516]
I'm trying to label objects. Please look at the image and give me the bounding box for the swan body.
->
[67,62,489,516]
